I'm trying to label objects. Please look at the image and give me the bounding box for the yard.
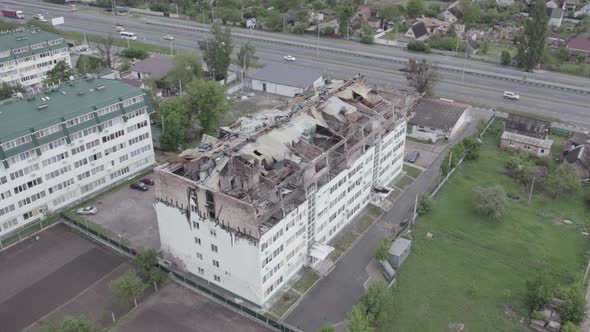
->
[384,127,589,331]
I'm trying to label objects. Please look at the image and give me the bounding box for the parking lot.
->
[85,176,160,250]
[0,223,127,332]
[404,140,447,169]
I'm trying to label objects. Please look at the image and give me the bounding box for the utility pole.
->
[448,151,453,171]
[178,79,182,96]
[528,176,536,203]
[461,38,468,82]
[111,0,116,15]
[316,23,320,60]
[412,194,418,224]
[169,40,173,55]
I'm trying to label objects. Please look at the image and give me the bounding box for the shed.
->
[388,237,411,269]
[408,98,469,142]
[131,54,174,81]
[249,63,324,97]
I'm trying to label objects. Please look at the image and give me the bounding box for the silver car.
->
[76,206,97,215]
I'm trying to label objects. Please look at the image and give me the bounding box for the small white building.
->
[408,99,469,142]
[442,10,457,23]
[388,237,411,269]
[131,55,174,81]
[249,63,323,97]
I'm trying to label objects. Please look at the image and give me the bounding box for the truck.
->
[1,9,24,19]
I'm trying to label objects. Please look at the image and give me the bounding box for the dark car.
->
[140,177,155,185]
[130,182,148,191]
[406,151,420,163]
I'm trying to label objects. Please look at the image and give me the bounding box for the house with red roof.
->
[566,38,590,62]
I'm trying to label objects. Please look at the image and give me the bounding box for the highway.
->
[2,0,589,127]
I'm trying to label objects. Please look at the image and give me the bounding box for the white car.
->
[34,14,47,22]
[503,91,520,101]
[163,35,174,41]
[283,55,296,62]
[76,206,98,215]
[116,25,125,32]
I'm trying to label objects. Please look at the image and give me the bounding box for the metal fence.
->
[60,213,301,332]
[0,215,61,250]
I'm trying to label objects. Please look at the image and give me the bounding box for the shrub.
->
[545,163,581,198]
[463,136,482,160]
[530,310,544,320]
[417,196,432,215]
[501,50,512,66]
[474,185,507,220]
[561,321,583,332]
[121,48,149,60]
[504,155,522,170]
[525,274,554,311]
[407,41,431,53]
[374,238,391,261]
[557,283,587,325]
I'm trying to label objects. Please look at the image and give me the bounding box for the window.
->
[0,204,15,217]
[128,133,150,146]
[74,157,88,168]
[42,152,68,167]
[88,152,102,161]
[193,221,200,229]
[71,145,86,155]
[119,154,129,163]
[18,191,46,208]
[212,259,220,268]
[195,237,201,245]
[210,229,217,237]
[80,177,106,194]
[109,166,129,180]
[14,177,43,194]
[0,190,11,202]
[48,178,75,194]
[0,176,6,185]
[196,252,203,260]
[101,130,124,143]
[214,275,221,282]
[1,218,18,231]
[211,244,218,253]
[85,139,100,149]
[10,164,39,181]
[127,120,148,133]
[46,165,71,180]
[22,211,33,220]
[198,267,204,275]
[77,171,91,181]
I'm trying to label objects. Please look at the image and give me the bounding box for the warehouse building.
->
[153,76,419,306]
[0,77,155,235]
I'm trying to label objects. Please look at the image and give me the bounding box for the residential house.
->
[130,54,174,81]
[249,63,323,97]
[500,115,553,157]
[354,5,383,29]
[565,0,579,12]
[574,4,590,17]
[560,133,590,179]
[407,98,470,142]
[442,9,457,23]
[404,21,429,40]
[546,7,564,27]
[566,38,590,62]
[421,17,451,36]
[286,5,309,25]
[305,20,339,35]
[546,0,565,9]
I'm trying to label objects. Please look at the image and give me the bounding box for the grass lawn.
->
[292,271,320,294]
[367,206,384,219]
[481,40,516,58]
[403,164,423,179]
[396,175,414,190]
[271,290,300,318]
[385,126,590,331]
[387,188,402,202]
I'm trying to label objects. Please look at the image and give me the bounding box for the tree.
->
[263,11,284,32]
[406,59,438,95]
[407,41,431,53]
[501,50,512,66]
[373,238,391,261]
[134,249,167,285]
[44,61,74,86]
[545,163,580,198]
[92,35,118,69]
[417,195,432,215]
[561,321,583,332]
[320,324,336,332]
[336,3,354,35]
[346,304,373,332]
[186,80,228,135]
[557,282,587,325]
[121,48,149,60]
[459,0,482,23]
[0,83,25,101]
[359,282,389,322]
[474,185,507,220]
[204,23,233,81]
[166,53,203,89]
[378,4,405,20]
[111,270,146,307]
[40,316,101,332]
[75,55,105,75]
[157,97,190,151]
[516,0,549,71]
[525,273,554,311]
[360,25,374,44]
[463,136,482,160]
[236,41,257,82]
[405,0,425,18]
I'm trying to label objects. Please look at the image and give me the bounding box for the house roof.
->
[505,114,551,139]
[131,55,175,80]
[318,9,335,15]
[567,38,590,53]
[408,98,469,132]
[411,21,428,39]
[249,63,322,89]
[0,28,67,61]
[570,132,590,146]
[389,237,411,256]
[501,131,554,149]
[0,78,145,142]
[546,7,564,19]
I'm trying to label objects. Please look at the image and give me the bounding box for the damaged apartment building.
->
[153,76,419,306]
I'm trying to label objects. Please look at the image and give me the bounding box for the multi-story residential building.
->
[0,27,71,89]
[153,77,419,306]
[0,77,155,235]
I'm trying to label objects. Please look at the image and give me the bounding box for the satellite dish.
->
[69,75,75,81]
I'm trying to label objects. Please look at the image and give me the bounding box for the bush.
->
[474,185,507,220]
[504,155,522,170]
[525,274,554,311]
[530,310,544,320]
[557,283,587,325]
[407,41,431,53]
[561,321,583,332]
[501,50,511,66]
[545,163,581,198]
[150,2,169,13]
[121,48,149,60]
[417,196,432,216]
[374,238,391,261]
[463,136,481,160]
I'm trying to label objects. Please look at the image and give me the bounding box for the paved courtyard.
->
[86,176,160,250]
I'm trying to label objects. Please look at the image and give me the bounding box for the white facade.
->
[0,32,71,89]
[250,76,324,97]
[154,119,407,306]
[0,95,154,235]
[408,110,467,142]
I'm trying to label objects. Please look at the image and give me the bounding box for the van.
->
[119,31,137,40]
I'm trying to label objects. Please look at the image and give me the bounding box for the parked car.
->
[503,91,520,101]
[283,55,296,62]
[140,177,155,185]
[76,206,97,215]
[406,151,420,163]
[130,182,149,191]
[163,34,174,41]
[116,25,125,32]
[398,67,412,72]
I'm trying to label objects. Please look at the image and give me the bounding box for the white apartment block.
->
[0,27,72,89]
[0,77,155,235]
[153,77,419,306]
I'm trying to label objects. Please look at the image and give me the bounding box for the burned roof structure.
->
[155,77,420,242]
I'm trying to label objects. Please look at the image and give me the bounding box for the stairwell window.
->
[211,244,218,253]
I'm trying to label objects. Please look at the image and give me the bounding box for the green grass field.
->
[403,164,423,179]
[385,128,589,331]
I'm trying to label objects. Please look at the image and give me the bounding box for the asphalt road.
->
[2,0,589,126]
